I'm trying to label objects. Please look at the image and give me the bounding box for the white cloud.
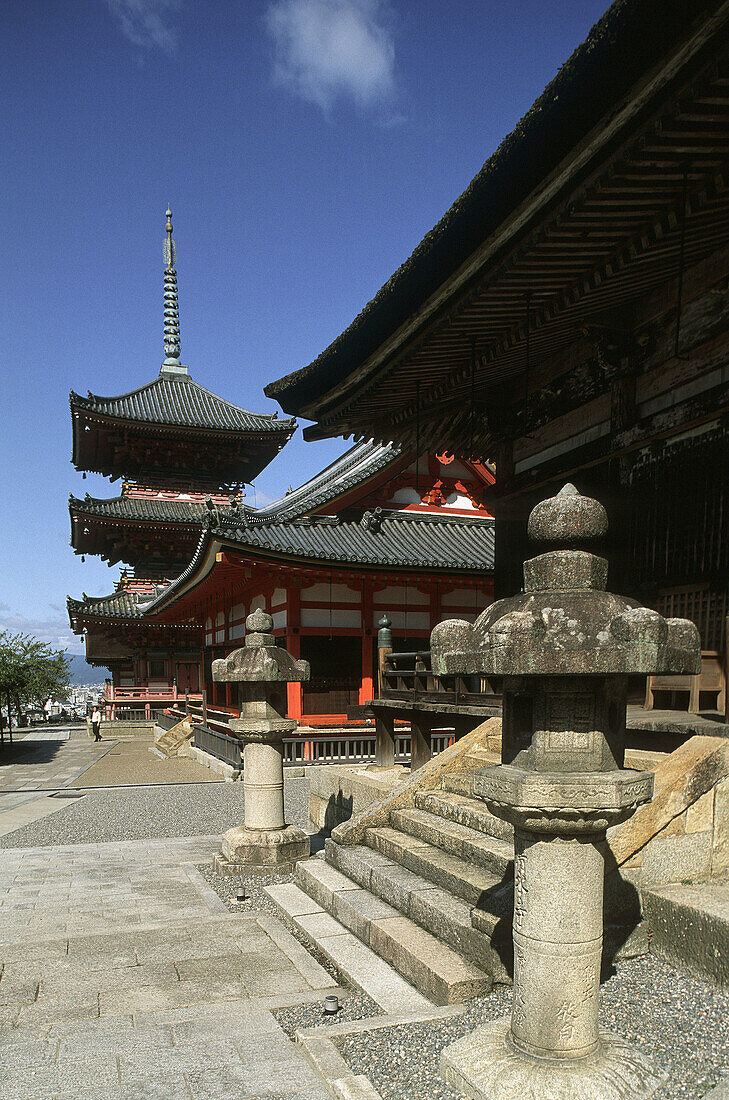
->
[105,0,181,54]
[0,609,83,654]
[265,0,396,114]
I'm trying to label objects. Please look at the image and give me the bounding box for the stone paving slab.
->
[0,835,335,1099]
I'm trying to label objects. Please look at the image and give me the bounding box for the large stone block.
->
[641,830,712,887]
[643,879,729,986]
[712,777,729,877]
[608,736,729,867]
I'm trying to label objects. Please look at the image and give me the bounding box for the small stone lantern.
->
[431,484,700,1100]
[212,608,310,875]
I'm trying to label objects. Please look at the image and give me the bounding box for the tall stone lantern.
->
[212,608,310,875]
[431,484,700,1100]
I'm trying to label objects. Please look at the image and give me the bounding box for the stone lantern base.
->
[441,1019,667,1100]
[213,823,310,877]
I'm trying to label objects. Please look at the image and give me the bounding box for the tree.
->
[0,632,71,737]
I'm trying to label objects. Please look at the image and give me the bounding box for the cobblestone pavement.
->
[0,835,336,1099]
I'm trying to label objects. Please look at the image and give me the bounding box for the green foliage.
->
[0,631,72,716]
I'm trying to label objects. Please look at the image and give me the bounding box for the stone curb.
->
[263,882,433,1015]
[295,1007,466,1100]
[179,861,229,914]
[255,909,338,990]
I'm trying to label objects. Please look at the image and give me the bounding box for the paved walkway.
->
[0,731,221,838]
[0,835,336,1099]
[0,731,110,837]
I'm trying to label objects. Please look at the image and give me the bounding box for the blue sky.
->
[0,0,607,653]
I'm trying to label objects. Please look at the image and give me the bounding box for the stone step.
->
[391,807,513,877]
[363,826,505,907]
[298,854,510,983]
[416,789,514,843]
[642,879,729,987]
[307,853,496,1000]
[262,879,432,1014]
[462,749,498,770]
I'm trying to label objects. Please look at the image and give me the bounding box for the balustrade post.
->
[377,613,392,696]
[409,713,432,771]
[374,713,396,768]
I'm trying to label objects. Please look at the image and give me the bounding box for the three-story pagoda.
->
[67,210,295,713]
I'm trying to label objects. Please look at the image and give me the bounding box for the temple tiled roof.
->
[69,494,208,524]
[264,0,718,426]
[254,440,402,520]
[147,509,494,614]
[70,372,296,436]
[217,511,494,569]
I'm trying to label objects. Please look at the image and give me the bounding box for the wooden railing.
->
[105,684,200,702]
[381,650,498,707]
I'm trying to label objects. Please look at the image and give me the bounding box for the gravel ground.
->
[72,741,221,786]
[273,991,382,1038]
[339,954,729,1100]
[0,773,312,847]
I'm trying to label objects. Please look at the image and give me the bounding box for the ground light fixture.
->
[235,886,247,903]
[323,995,340,1016]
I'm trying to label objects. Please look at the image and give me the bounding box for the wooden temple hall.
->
[265,0,729,720]
[68,210,496,722]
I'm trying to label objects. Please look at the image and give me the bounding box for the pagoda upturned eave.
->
[68,494,208,568]
[70,371,296,486]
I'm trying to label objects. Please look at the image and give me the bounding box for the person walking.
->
[91,705,102,742]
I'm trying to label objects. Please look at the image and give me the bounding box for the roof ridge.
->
[253,439,401,520]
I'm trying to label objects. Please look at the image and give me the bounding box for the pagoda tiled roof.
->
[70,371,295,436]
[69,494,208,524]
[68,581,200,632]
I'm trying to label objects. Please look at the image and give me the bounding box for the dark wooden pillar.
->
[375,712,396,767]
[410,712,432,771]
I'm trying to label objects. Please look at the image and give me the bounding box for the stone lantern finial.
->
[433,482,700,1100]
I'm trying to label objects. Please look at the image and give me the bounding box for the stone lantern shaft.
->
[212,608,311,875]
[431,484,700,1100]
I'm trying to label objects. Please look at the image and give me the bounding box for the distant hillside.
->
[67,655,108,685]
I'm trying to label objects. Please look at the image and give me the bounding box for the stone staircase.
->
[151,718,194,758]
[266,723,729,1003]
[268,733,517,1005]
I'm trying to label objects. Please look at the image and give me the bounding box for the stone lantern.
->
[431,484,700,1100]
[212,608,310,875]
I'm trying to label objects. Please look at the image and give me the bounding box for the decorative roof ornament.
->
[162,206,184,369]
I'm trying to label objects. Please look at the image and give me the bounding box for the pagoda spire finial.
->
[162,206,183,370]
